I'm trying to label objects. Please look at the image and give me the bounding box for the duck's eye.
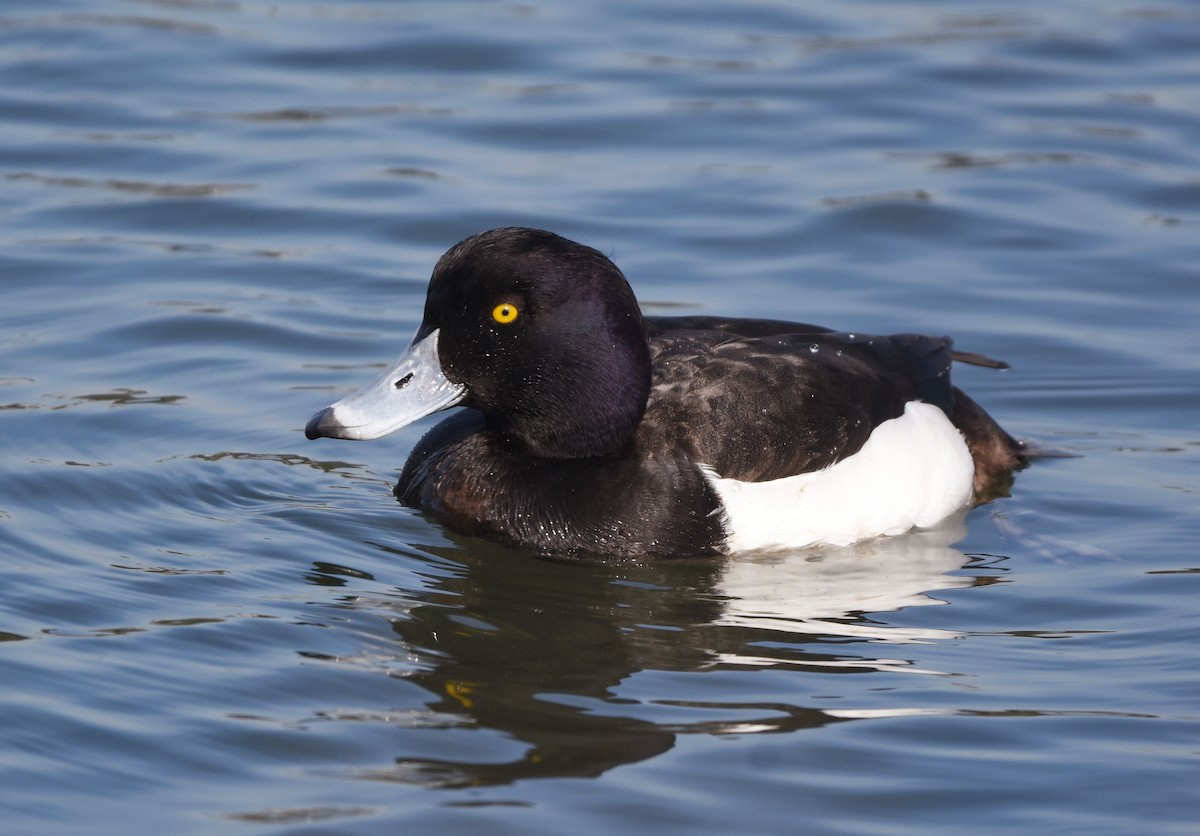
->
[491,302,519,324]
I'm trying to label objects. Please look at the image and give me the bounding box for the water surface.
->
[2,1,1199,833]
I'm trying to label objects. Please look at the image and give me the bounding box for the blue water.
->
[3,1,1199,833]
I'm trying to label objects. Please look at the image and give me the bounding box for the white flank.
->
[705,401,975,553]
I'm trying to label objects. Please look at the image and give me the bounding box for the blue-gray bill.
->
[305,330,466,440]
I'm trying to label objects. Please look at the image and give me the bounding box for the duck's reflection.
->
[714,512,973,644]
[315,514,991,788]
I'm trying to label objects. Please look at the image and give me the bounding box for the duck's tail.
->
[951,349,1011,370]
[950,387,1027,503]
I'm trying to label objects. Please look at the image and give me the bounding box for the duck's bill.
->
[305,329,466,441]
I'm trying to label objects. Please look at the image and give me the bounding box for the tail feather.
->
[952,350,1011,370]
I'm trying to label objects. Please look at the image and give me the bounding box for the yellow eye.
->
[491,302,519,324]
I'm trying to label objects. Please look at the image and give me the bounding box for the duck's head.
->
[305,227,652,459]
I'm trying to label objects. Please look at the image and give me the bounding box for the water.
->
[3,1,1199,832]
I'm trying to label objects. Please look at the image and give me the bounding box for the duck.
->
[306,227,1026,558]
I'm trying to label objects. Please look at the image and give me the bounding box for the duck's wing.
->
[640,319,959,483]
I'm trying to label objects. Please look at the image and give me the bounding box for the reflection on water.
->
[714,513,974,644]
[303,516,987,789]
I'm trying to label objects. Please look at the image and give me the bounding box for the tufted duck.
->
[306,227,1025,557]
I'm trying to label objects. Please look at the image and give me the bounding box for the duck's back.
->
[639,316,965,483]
